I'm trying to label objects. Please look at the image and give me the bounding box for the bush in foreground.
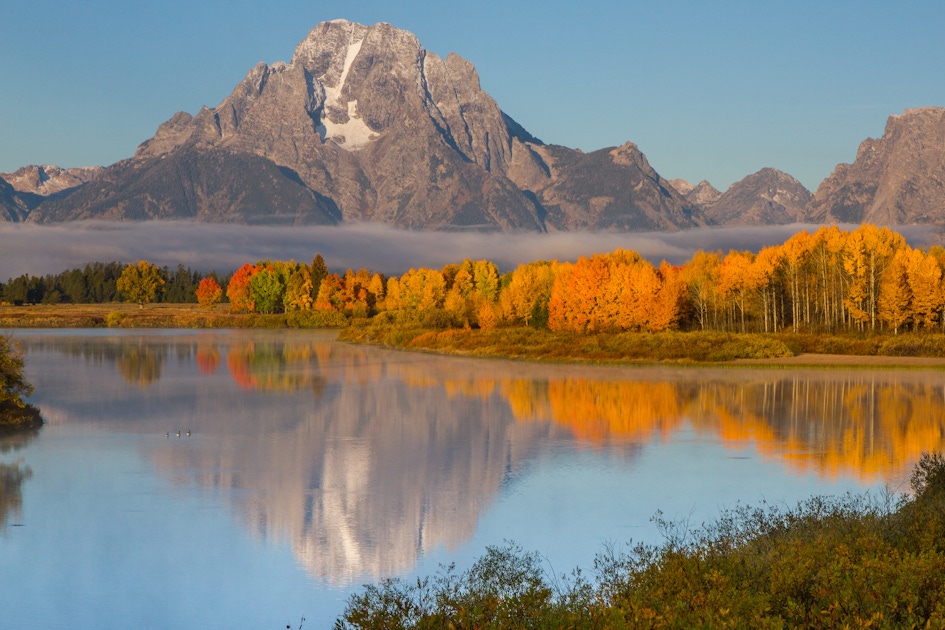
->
[336,454,945,629]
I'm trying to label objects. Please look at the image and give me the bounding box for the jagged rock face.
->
[0,165,102,197]
[24,20,702,231]
[809,107,945,224]
[0,165,102,215]
[669,179,722,207]
[703,168,812,225]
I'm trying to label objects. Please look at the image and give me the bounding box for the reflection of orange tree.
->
[195,344,221,375]
[700,378,945,483]
[224,341,326,395]
[509,380,685,443]
[365,354,945,482]
[485,373,945,483]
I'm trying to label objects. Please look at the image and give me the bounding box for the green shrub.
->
[337,455,945,629]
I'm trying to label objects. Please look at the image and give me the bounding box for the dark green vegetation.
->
[1,261,212,306]
[336,454,945,629]
[0,335,42,433]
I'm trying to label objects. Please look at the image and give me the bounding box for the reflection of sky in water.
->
[5,329,936,627]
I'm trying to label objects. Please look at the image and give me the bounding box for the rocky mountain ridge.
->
[3,21,945,231]
[808,107,945,225]
[5,20,704,231]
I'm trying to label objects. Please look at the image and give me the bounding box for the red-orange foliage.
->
[226,263,258,312]
[549,252,684,333]
[195,277,223,309]
[195,346,221,375]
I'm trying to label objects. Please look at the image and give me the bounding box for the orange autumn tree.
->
[548,250,685,333]
[649,261,687,332]
[195,277,223,309]
[226,263,258,312]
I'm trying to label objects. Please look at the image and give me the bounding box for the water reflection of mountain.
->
[20,332,576,584]
[19,330,945,583]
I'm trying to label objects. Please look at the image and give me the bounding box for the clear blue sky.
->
[2,0,944,191]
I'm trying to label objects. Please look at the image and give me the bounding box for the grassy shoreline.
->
[339,322,945,368]
[8,303,945,367]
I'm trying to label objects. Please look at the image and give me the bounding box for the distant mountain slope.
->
[0,165,102,202]
[703,168,812,225]
[669,179,722,207]
[809,107,945,224]
[33,147,340,225]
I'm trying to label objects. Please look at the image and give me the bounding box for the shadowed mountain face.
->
[20,20,703,232]
[0,178,29,222]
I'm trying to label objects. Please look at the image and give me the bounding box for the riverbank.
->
[339,322,945,368]
[7,303,945,367]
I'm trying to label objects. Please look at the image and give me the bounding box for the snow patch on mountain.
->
[316,35,377,149]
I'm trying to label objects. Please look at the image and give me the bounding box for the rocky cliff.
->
[808,107,945,225]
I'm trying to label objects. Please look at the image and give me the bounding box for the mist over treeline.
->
[4,220,933,280]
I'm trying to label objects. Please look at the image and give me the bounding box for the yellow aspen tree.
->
[717,251,755,332]
[284,265,314,311]
[781,231,814,331]
[117,260,166,307]
[844,224,906,330]
[749,246,781,332]
[648,261,687,332]
[384,276,402,311]
[906,248,944,329]
[682,251,720,331]
[878,248,912,334]
[547,262,575,332]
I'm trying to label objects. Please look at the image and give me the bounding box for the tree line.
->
[5,224,945,334]
[0,262,221,306]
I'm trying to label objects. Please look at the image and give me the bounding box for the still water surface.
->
[1,329,941,628]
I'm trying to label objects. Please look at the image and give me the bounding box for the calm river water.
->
[1,329,940,628]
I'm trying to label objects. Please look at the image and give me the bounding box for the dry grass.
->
[0,303,346,329]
